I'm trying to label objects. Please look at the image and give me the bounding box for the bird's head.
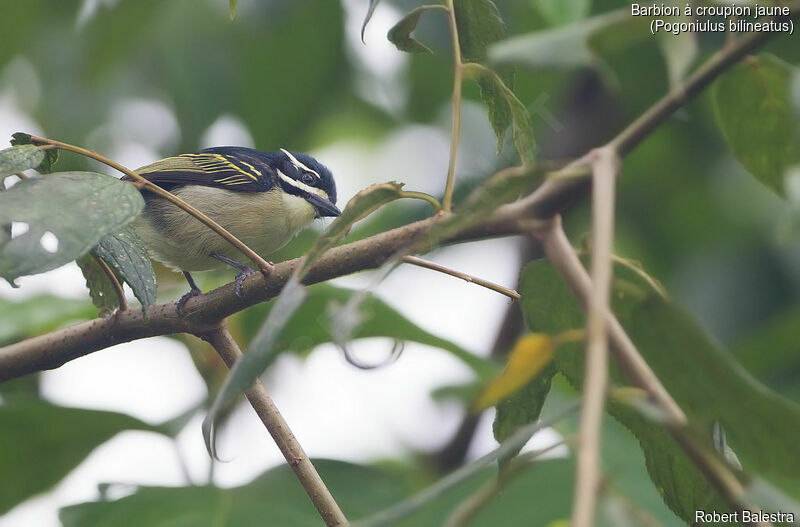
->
[272,149,340,218]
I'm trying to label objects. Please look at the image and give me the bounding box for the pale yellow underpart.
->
[134,186,318,272]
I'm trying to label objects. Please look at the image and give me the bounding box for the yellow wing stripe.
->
[179,153,260,181]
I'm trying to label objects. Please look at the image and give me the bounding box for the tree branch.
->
[200,324,348,527]
[571,147,619,527]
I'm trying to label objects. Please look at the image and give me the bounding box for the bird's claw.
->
[234,267,255,298]
[176,288,201,316]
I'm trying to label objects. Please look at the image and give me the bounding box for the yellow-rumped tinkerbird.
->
[124,146,340,313]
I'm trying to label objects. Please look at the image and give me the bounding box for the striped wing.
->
[128,152,273,192]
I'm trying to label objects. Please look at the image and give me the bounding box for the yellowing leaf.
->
[475,333,554,410]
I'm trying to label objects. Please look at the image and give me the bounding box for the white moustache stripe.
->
[277,169,325,197]
[280,148,320,179]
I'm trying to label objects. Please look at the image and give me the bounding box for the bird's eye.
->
[301,172,318,186]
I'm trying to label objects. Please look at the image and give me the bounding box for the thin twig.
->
[442,0,463,212]
[402,255,520,300]
[571,147,619,527]
[29,136,274,274]
[200,324,349,527]
[352,403,579,527]
[92,254,128,312]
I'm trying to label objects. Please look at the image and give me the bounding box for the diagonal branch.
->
[199,324,349,527]
[535,216,686,425]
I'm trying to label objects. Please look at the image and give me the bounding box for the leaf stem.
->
[399,190,442,213]
[92,254,128,312]
[442,0,463,213]
[29,136,274,274]
[402,255,519,300]
[200,324,349,527]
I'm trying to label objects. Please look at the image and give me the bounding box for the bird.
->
[124,146,341,313]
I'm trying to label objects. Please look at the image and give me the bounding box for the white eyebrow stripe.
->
[276,169,327,198]
[280,148,320,179]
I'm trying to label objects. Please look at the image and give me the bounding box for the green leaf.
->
[203,278,308,458]
[0,401,158,515]
[228,0,237,20]
[232,283,493,377]
[521,260,800,522]
[493,363,556,460]
[93,226,157,314]
[463,63,535,165]
[0,295,95,346]
[0,145,43,180]
[453,0,519,155]
[361,0,382,42]
[296,182,406,278]
[9,133,58,173]
[0,172,144,283]
[488,10,640,70]
[62,460,408,527]
[713,54,800,196]
[387,6,439,54]
[77,253,120,317]
[534,0,591,27]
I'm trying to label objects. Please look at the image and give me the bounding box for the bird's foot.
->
[176,271,202,316]
[210,253,254,299]
[234,267,256,298]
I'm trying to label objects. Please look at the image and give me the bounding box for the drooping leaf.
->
[387,5,440,54]
[93,226,157,314]
[453,0,520,155]
[77,253,120,317]
[228,0,237,20]
[463,63,535,165]
[296,182,406,278]
[713,54,800,196]
[231,283,493,376]
[0,145,43,180]
[476,333,554,410]
[0,401,159,515]
[492,363,556,448]
[0,172,144,283]
[203,278,307,458]
[361,0,382,42]
[521,260,800,522]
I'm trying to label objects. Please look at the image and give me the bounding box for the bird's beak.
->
[306,192,342,218]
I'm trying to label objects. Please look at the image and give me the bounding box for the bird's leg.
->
[210,253,254,298]
[176,271,202,316]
